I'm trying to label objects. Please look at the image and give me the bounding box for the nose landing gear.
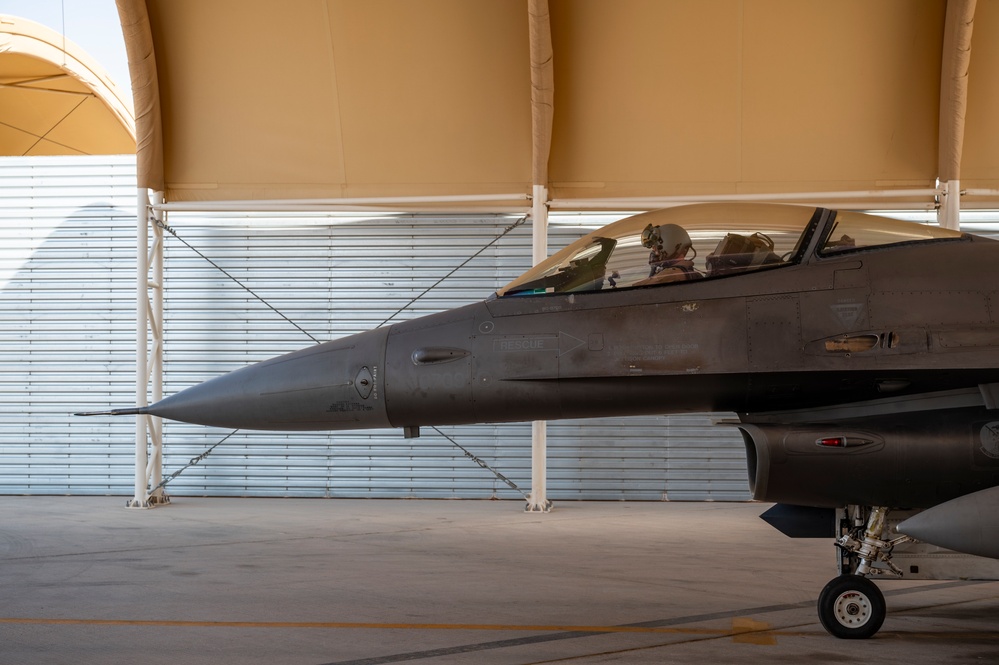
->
[818,506,914,639]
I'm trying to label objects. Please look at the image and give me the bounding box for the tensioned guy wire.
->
[377,215,528,328]
[151,214,528,496]
[431,427,528,499]
[154,218,321,344]
[150,430,240,493]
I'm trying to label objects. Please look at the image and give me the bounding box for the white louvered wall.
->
[0,155,751,500]
[0,156,138,493]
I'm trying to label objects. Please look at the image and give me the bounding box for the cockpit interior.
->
[498,203,965,297]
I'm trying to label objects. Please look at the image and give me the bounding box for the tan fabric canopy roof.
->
[117,0,999,210]
[0,15,134,156]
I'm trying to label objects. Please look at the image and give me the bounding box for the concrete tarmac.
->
[1,497,998,664]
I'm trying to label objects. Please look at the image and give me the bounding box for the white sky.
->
[0,0,131,94]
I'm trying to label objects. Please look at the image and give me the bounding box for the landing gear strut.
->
[818,506,913,639]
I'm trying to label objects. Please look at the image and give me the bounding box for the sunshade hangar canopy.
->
[116,0,999,211]
[0,15,134,156]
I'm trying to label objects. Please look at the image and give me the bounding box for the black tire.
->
[817,574,886,639]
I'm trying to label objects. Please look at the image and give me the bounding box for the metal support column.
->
[938,180,962,231]
[526,185,552,512]
[128,188,168,508]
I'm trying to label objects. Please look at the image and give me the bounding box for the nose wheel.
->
[817,505,914,638]
[817,574,886,639]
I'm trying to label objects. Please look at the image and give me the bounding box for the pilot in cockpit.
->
[636,223,701,285]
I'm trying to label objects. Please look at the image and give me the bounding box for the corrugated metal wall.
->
[0,156,138,493]
[0,155,751,500]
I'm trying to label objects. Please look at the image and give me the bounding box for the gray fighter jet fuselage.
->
[85,202,999,639]
[140,206,999,431]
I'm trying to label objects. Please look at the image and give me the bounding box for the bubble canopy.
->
[497,203,964,297]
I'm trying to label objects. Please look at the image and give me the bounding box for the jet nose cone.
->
[147,328,390,430]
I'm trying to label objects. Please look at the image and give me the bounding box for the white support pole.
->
[153,193,531,212]
[129,188,149,508]
[938,180,962,231]
[526,185,552,513]
[128,188,167,509]
[548,188,943,210]
[147,191,167,505]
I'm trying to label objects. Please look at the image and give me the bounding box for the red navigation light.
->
[816,436,847,448]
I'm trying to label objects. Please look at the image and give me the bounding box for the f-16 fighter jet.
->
[83,202,999,638]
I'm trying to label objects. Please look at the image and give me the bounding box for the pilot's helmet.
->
[641,223,691,259]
